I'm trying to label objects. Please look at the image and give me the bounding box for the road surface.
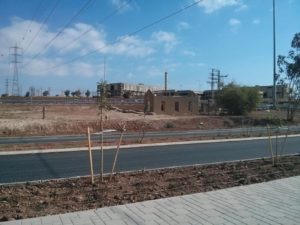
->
[0,136,299,184]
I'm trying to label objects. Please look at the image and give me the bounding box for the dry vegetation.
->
[0,104,298,137]
[0,104,227,136]
[1,103,299,152]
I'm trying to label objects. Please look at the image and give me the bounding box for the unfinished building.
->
[102,83,161,97]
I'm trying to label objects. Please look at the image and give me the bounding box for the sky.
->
[0,0,299,96]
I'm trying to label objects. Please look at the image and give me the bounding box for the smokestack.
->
[164,72,168,92]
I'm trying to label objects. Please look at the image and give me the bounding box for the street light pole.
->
[273,0,277,108]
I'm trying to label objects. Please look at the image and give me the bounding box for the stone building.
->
[144,90,200,115]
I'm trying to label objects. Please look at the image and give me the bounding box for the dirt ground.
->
[0,104,215,136]
[1,104,298,152]
[0,104,297,137]
[0,155,299,221]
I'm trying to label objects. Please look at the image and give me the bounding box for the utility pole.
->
[207,69,218,93]
[217,70,228,90]
[272,0,277,108]
[207,69,228,114]
[9,45,23,96]
[207,69,218,114]
[207,69,228,92]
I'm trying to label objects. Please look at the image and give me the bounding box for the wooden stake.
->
[110,124,126,181]
[280,127,289,157]
[42,106,46,119]
[267,125,275,166]
[87,127,94,184]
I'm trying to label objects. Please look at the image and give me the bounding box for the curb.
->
[1,134,300,155]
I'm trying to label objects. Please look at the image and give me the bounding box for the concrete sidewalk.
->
[1,176,300,225]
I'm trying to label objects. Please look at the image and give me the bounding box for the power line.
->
[24,0,61,53]
[128,0,201,37]
[57,0,132,54]
[41,0,94,52]
[21,0,46,46]
[23,0,94,69]
[47,0,202,72]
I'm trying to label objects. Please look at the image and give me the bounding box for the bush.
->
[164,122,175,128]
[216,83,260,115]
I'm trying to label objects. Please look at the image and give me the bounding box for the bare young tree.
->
[137,103,150,143]
[97,80,110,182]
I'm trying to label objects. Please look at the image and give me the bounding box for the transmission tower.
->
[5,78,9,95]
[9,46,23,96]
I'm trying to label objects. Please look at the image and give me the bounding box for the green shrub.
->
[164,122,175,128]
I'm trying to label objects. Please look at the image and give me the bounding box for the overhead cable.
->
[21,0,46,47]
[57,0,133,54]
[24,0,61,53]
[23,0,94,68]
[48,0,202,72]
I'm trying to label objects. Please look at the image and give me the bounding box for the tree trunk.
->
[286,98,293,121]
[290,107,295,122]
[287,107,291,121]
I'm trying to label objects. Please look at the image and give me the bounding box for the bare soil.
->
[0,104,297,137]
[1,155,299,221]
[0,104,212,136]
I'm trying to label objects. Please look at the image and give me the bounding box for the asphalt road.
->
[1,136,300,184]
[1,126,300,145]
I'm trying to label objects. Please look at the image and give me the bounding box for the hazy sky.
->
[0,0,299,95]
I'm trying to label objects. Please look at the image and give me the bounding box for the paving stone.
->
[234,210,254,218]
[0,222,21,225]
[241,217,263,225]
[277,216,300,225]
[40,215,60,224]
[1,176,300,225]
[52,222,63,225]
